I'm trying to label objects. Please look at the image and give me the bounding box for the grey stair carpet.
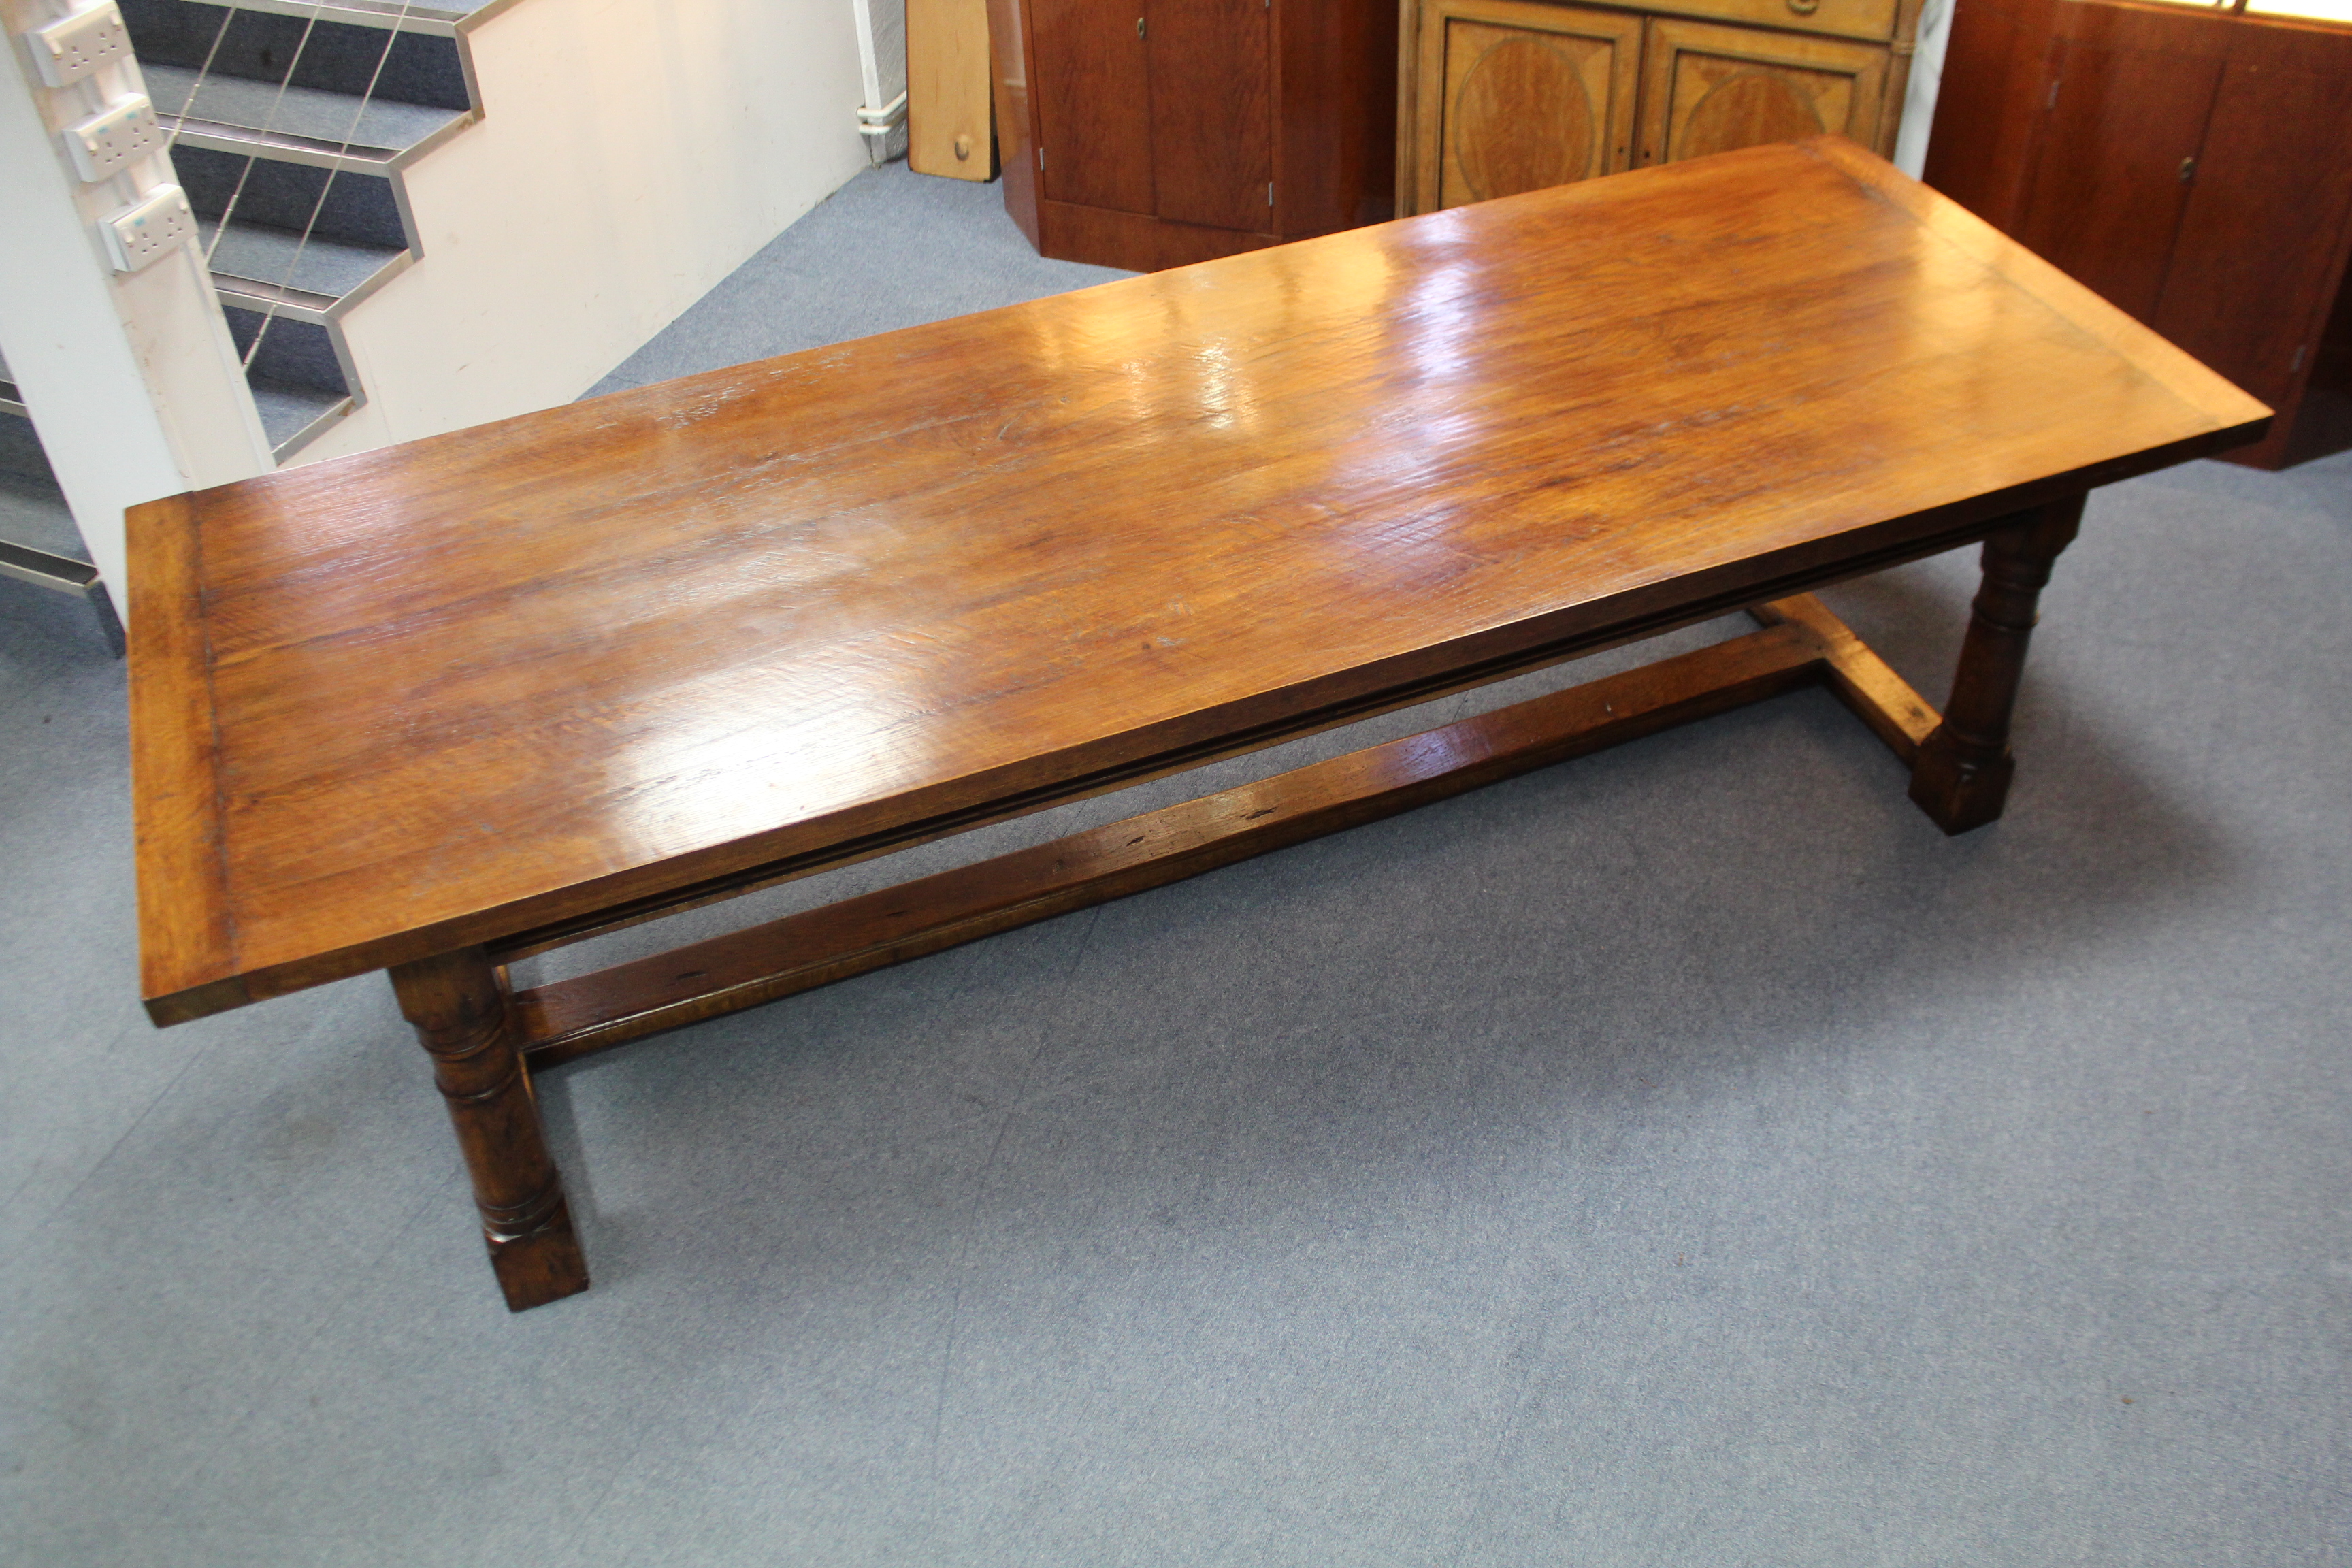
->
[241,376,352,456]
[4,165,2347,1567]
[198,216,404,304]
[145,63,467,154]
[0,408,87,563]
[120,0,470,110]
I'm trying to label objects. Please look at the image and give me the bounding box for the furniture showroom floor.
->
[5,161,2348,1566]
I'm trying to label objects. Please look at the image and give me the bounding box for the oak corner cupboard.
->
[985,0,1400,272]
[1394,0,1926,216]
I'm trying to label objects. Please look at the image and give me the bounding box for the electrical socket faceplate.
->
[65,95,161,182]
[27,3,132,88]
[101,184,195,272]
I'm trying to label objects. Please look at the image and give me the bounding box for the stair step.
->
[245,376,354,459]
[119,0,470,109]
[0,378,48,475]
[145,63,468,164]
[199,217,408,314]
[222,306,355,459]
[223,306,344,388]
[116,0,493,469]
[176,142,409,252]
[0,408,93,566]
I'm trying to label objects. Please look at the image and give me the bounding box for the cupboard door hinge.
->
[1038,146,1045,171]
[2045,78,2059,110]
[1267,180,1275,208]
[1137,15,1145,37]
[2292,343,2308,373]
[2179,155,2197,182]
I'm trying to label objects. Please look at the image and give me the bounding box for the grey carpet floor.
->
[4,161,2349,1567]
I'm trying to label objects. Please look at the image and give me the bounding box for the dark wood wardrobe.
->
[984,0,1398,270]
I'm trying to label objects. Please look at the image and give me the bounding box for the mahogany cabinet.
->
[1396,0,1923,216]
[986,0,1398,270]
[1925,0,2352,469]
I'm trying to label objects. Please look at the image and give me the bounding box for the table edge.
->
[137,420,2263,1026]
[131,492,249,1022]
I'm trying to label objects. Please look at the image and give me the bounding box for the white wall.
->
[0,0,272,599]
[851,0,909,164]
[299,0,872,463]
[1893,0,1954,179]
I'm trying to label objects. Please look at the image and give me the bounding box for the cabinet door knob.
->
[1786,0,1821,13]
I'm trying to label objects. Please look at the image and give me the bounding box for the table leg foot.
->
[1908,495,2084,835]
[392,947,590,1311]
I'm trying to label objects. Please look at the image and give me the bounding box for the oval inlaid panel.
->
[1679,70,1825,163]
[1453,37,1595,203]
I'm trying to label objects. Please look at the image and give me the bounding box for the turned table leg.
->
[391,947,590,1311]
[1909,494,2086,835]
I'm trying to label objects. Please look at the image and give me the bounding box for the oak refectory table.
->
[129,140,2268,1311]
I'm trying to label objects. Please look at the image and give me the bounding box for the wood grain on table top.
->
[131,137,2269,1022]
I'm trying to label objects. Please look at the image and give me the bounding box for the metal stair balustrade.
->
[120,0,493,459]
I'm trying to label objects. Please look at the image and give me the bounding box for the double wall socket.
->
[27,3,131,88]
[65,95,162,182]
[101,184,195,272]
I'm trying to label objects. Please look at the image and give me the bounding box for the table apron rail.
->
[486,495,2056,970]
[508,595,1936,1071]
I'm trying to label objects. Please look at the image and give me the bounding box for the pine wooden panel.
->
[910,0,999,180]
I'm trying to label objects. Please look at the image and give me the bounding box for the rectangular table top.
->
[131,138,2268,1024]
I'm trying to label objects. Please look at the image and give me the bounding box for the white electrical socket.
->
[27,3,132,88]
[64,95,162,182]
[101,184,195,272]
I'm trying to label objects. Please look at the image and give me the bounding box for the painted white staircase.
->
[5,0,876,636]
[120,0,875,466]
[121,0,495,458]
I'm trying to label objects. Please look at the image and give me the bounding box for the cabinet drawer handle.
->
[1786,0,1820,13]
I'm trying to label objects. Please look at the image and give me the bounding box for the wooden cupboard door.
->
[1146,0,1274,232]
[2011,37,2220,323]
[2152,55,2352,429]
[1030,0,1155,214]
[1413,0,1640,214]
[1637,19,1886,167]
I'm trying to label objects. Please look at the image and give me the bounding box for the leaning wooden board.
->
[130,140,2267,1309]
[908,0,994,180]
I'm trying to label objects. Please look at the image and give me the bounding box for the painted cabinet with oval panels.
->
[1396,0,1923,214]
